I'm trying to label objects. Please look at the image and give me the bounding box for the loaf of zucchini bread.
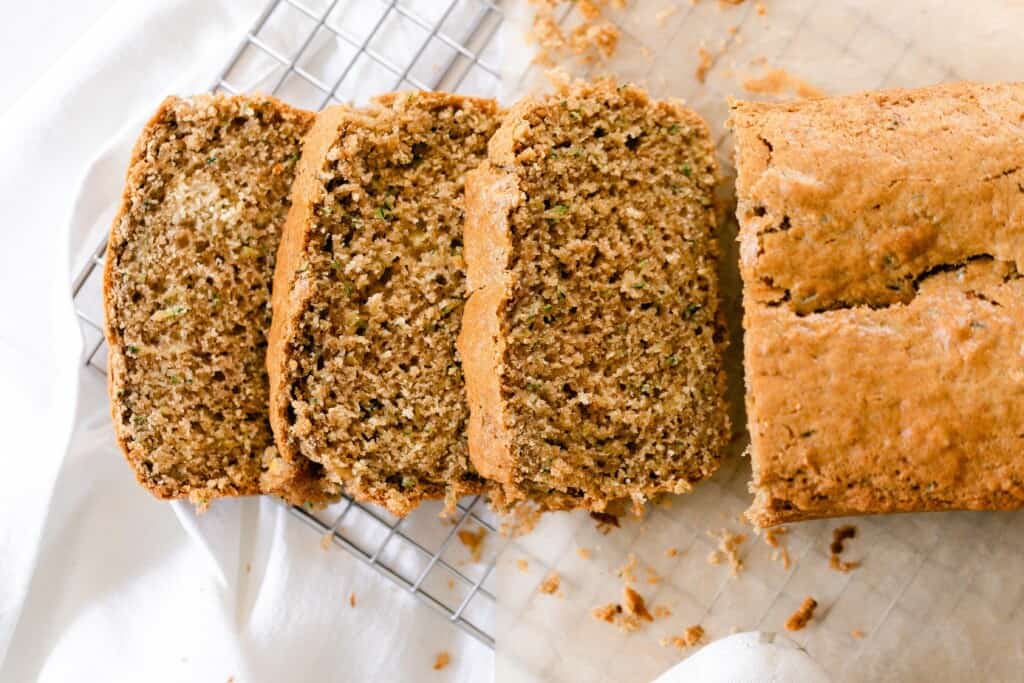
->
[267,92,501,516]
[104,93,320,505]
[732,82,1024,526]
[459,79,730,512]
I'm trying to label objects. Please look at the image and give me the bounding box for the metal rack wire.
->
[70,0,505,648]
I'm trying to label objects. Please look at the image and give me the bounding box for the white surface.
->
[650,632,830,683]
[0,1,492,681]
[496,2,1024,682]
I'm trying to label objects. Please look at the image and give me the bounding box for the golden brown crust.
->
[265,105,351,503]
[458,163,518,485]
[104,93,315,504]
[732,82,1024,526]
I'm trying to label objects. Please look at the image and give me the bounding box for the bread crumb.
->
[829,555,861,572]
[591,511,620,534]
[527,1,625,68]
[660,625,705,649]
[773,547,792,570]
[653,605,672,619]
[244,562,251,575]
[719,0,745,4]
[707,528,747,576]
[433,652,451,670]
[500,503,541,538]
[764,526,788,548]
[616,552,637,584]
[655,5,679,26]
[742,64,825,99]
[577,547,593,560]
[457,526,487,563]
[695,46,713,83]
[785,597,818,632]
[447,578,455,590]
[829,524,860,572]
[592,602,620,623]
[623,586,654,622]
[851,628,865,639]
[830,525,857,554]
[517,558,530,572]
[320,532,333,551]
[755,1,766,15]
[665,546,679,557]
[538,573,561,595]
[727,24,738,35]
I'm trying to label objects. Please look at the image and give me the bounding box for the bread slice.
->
[267,91,501,516]
[731,82,1024,526]
[104,93,318,505]
[458,79,730,512]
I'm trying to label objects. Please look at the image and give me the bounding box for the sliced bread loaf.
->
[267,92,501,515]
[458,80,730,512]
[104,93,319,505]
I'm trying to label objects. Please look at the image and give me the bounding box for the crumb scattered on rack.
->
[665,546,679,558]
[577,547,593,560]
[656,5,679,26]
[707,528,747,576]
[517,558,530,573]
[433,651,451,670]
[851,629,865,639]
[695,46,713,83]
[349,592,357,608]
[244,562,251,575]
[457,526,487,563]
[785,597,818,632]
[538,573,561,595]
[447,578,455,590]
[660,625,706,649]
[829,524,860,572]
[617,553,638,584]
[591,511,620,534]
[500,503,541,538]
[719,0,745,5]
[320,532,333,551]
[742,64,825,98]
[755,1,766,15]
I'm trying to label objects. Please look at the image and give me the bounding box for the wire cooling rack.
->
[70,0,505,648]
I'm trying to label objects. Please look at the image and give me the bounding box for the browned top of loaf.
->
[268,91,500,516]
[460,79,730,512]
[731,82,1024,526]
[104,93,314,505]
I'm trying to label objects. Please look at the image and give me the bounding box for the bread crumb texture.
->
[732,82,1024,526]
[274,92,500,516]
[785,597,818,632]
[461,79,729,514]
[105,94,313,503]
[433,652,451,671]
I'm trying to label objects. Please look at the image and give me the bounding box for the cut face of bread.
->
[458,80,730,512]
[104,94,317,505]
[268,92,501,516]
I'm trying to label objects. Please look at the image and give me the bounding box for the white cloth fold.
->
[0,1,492,680]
